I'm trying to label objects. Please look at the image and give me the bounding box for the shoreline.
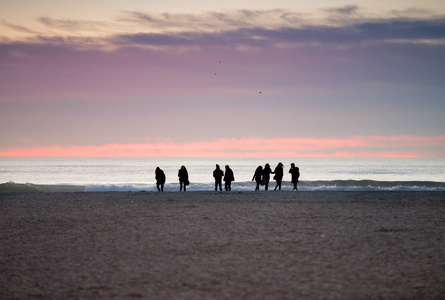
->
[2,180,445,193]
[1,191,444,299]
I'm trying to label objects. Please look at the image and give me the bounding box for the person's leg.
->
[157,183,160,192]
[161,183,164,192]
[180,181,183,191]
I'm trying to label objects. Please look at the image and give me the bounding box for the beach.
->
[1,191,444,299]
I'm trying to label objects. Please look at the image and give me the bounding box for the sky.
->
[1,0,445,157]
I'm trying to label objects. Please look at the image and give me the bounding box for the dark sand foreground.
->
[1,191,444,299]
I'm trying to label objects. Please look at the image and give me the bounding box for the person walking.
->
[223,165,235,191]
[178,165,189,191]
[273,162,284,190]
[155,167,166,192]
[262,163,273,191]
[252,166,263,191]
[289,163,300,191]
[213,164,224,191]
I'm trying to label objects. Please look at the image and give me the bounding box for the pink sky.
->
[1,2,445,157]
[1,136,444,158]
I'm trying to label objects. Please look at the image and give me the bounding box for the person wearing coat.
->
[289,163,300,191]
[213,164,224,191]
[252,166,263,191]
[262,163,273,191]
[178,165,189,191]
[273,162,284,191]
[223,165,235,191]
[155,167,166,192]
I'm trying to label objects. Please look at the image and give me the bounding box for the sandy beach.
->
[1,191,444,299]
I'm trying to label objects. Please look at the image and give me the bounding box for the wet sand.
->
[1,191,444,299]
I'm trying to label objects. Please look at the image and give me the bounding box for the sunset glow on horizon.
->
[1,136,444,158]
[1,1,444,158]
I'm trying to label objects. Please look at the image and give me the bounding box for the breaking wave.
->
[2,180,445,192]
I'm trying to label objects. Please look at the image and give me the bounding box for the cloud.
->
[37,17,120,37]
[323,5,360,16]
[115,8,445,47]
[108,17,445,51]
[391,7,433,18]
[3,8,445,51]
[39,17,87,30]
[1,20,40,34]
[1,136,444,157]
[114,32,195,47]
[120,9,291,32]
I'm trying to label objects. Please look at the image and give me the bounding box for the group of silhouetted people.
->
[155,165,192,192]
[252,162,300,191]
[213,164,235,191]
[154,163,299,192]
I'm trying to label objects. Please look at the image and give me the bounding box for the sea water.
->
[1,157,445,192]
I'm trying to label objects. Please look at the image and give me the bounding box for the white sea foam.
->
[2,180,445,193]
[80,180,445,192]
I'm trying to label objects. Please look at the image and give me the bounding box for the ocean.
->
[1,157,445,192]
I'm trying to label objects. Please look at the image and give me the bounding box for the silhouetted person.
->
[262,163,273,190]
[213,164,224,191]
[289,163,300,191]
[155,167,166,192]
[178,165,189,191]
[273,162,284,190]
[252,166,263,191]
[223,165,235,191]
